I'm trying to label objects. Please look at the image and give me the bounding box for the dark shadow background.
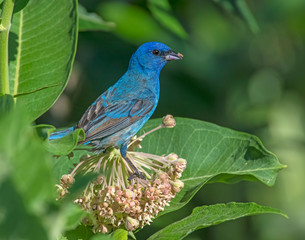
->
[38,0,305,239]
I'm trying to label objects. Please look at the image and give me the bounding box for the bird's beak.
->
[162,50,183,61]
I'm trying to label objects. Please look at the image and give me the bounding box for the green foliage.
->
[60,203,86,231]
[213,0,259,33]
[13,0,30,13]
[110,229,128,240]
[43,127,85,156]
[0,94,13,114]
[98,1,171,44]
[148,0,188,39]
[8,0,77,121]
[78,4,115,32]
[0,0,288,239]
[52,150,89,181]
[0,0,30,13]
[65,225,94,240]
[139,118,285,216]
[148,202,287,240]
[0,108,94,239]
[0,108,54,239]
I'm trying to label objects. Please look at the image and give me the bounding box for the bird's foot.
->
[128,172,148,187]
[128,171,146,181]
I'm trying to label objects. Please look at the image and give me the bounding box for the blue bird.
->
[49,42,183,178]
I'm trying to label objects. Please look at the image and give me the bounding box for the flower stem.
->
[128,125,163,147]
[0,0,14,95]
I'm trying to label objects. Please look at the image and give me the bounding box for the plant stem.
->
[0,0,15,95]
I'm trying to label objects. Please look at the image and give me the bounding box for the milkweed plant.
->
[0,1,286,240]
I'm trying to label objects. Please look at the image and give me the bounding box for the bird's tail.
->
[49,126,75,140]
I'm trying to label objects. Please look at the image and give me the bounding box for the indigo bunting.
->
[50,42,183,178]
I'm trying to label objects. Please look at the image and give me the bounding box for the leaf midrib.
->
[183,165,283,182]
[13,10,23,97]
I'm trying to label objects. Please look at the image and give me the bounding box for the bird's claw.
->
[128,171,146,181]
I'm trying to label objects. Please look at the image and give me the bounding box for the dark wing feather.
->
[77,98,154,142]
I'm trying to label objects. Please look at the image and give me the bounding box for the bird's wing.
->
[77,97,155,142]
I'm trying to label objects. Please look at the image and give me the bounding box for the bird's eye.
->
[152,49,160,56]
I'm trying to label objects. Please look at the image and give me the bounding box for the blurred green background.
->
[37,0,305,239]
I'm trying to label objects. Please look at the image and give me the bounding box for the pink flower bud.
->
[158,172,169,182]
[162,114,176,128]
[167,153,179,160]
[163,182,171,189]
[171,180,184,193]
[162,188,171,195]
[124,189,135,199]
[107,208,113,216]
[60,174,75,186]
[129,201,136,207]
[148,187,155,193]
[125,217,139,231]
[96,224,108,233]
[174,158,187,172]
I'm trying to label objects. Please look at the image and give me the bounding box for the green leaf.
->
[98,2,171,44]
[0,108,55,208]
[59,236,68,240]
[0,107,56,239]
[43,128,85,155]
[148,0,188,39]
[213,0,259,33]
[65,224,94,240]
[111,229,128,240]
[66,173,98,202]
[8,0,78,121]
[90,234,112,240]
[34,124,56,139]
[0,94,13,114]
[62,203,86,231]
[147,202,287,240]
[14,0,30,13]
[0,0,29,13]
[78,4,115,32]
[0,179,49,239]
[89,229,128,240]
[52,150,89,181]
[139,118,285,215]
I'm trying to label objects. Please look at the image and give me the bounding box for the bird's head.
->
[129,42,183,72]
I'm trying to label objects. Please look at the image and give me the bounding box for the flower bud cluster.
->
[58,152,186,233]
[56,115,187,233]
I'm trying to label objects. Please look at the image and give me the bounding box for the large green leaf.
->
[147,202,287,240]
[8,0,78,120]
[0,107,55,239]
[139,118,285,215]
